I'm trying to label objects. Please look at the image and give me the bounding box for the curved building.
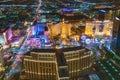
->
[23,46,92,80]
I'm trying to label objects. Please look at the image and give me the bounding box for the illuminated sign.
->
[61,8,73,13]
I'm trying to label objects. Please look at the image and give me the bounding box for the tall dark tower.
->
[112,18,120,55]
[116,21,120,50]
[99,10,106,21]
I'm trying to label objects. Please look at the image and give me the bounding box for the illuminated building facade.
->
[85,20,113,37]
[64,48,92,79]
[3,28,25,48]
[51,22,72,38]
[23,47,92,80]
[24,51,59,80]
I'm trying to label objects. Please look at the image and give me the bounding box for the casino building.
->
[23,46,92,80]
